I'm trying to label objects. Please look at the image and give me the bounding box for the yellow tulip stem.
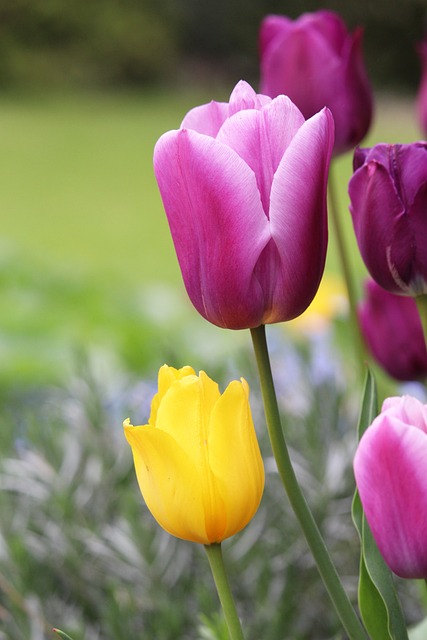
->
[250,325,367,640]
[204,543,245,640]
[328,161,367,379]
[415,294,427,354]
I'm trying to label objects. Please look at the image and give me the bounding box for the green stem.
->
[328,163,367,376]
[415,295,427,354]
[250,325,367,640]
[205,543,245,640]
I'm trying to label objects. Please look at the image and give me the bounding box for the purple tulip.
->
[154,81,334,330]
[259,10,373,156]
[359,279,427,381]
[349,143,427,296]
[354,395,427,579]
[416,37,427,136]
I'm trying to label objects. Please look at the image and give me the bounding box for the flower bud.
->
[259,10,373,155]
[354,395,427,579]
[349,143,427,296]
[154,80,334,329]
[359,279,427,381]
[124,365,265,545]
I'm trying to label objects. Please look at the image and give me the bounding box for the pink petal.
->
[354,415,427,578]
[266,107,334,319]
[216,95,305,216]
[382,396,427,434]
[181,101,230,137]
[153,128,271,329]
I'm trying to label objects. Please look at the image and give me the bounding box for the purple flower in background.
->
[416,36,427,136]
[349,143,427,296]
[354,395,427,579]
[154,81,334,330]
[259,10,372,155]
[359,279,427,381]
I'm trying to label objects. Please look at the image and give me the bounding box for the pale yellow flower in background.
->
[288,275,348,334]
[124,365,264,545]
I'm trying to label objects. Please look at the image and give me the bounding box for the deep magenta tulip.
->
[154,81,334,330]
[359,279,427,381]
[416,37,427,136]
[354,395,427,579]
[259,10,372,155]
[349,143,427,296]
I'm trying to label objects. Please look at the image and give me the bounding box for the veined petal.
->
[382,396,427,434]
[154,128,271,329]
[124,422,209,544]
[354,415,427,578]
[181,101,230,137]
[267,107,334,319]
[216,96,305,216]
[208,379,264,539]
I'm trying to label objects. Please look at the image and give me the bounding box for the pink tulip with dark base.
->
[354,395,427,579]
[349,143,427,296]
[154,81,334,330]
[259,11,372,156]
[359,279,427,381]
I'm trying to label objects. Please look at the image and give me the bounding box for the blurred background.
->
[1,1,427,638]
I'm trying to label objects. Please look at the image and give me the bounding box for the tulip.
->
[154,80,334,330]
[416,37,427,136]
[124,365,264,545]
[354,395,427,579]
[359,279,427,381]
[349,143,427,296]
[259,10,372,155]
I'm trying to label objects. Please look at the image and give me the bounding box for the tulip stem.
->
[328,163,367,377]
[415,295,427,354]
[250,325,367,640]
[204,543,245,640]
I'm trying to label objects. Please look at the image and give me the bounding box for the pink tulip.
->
[349,143,427,296]
[354,395,427,579]
[154,81,334,330]
[259,10,372,156]
[416,37,427,136]
[359,279,427,381]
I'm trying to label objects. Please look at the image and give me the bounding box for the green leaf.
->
[351,368,408,640]
[52,630,75,640]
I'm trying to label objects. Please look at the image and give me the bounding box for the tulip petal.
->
[266,108,334,320]
[208,379,264,539]
[382,396,427,434]
[124,423,210,543]
[216,95,305,217]
[181,101,230,137]
[154,128,271,329]
[349,161,413,293]
[354,415,427,578]
[149,365,196,425]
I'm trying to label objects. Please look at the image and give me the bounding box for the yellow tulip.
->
[124,365,264,545]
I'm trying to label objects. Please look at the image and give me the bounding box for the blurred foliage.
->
[0,324,424,639]
[0,0,425,90]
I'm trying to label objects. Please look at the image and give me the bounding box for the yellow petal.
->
[124,421,212,544]
[149,365,196,425]
[208,379,265,540]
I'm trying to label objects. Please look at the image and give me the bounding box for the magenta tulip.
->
[416,37,427,136]
[354,395,427,579]
[154,81,334,330]
[359,279,427,381]
[259,10,373,156]
[349,143,427,296]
